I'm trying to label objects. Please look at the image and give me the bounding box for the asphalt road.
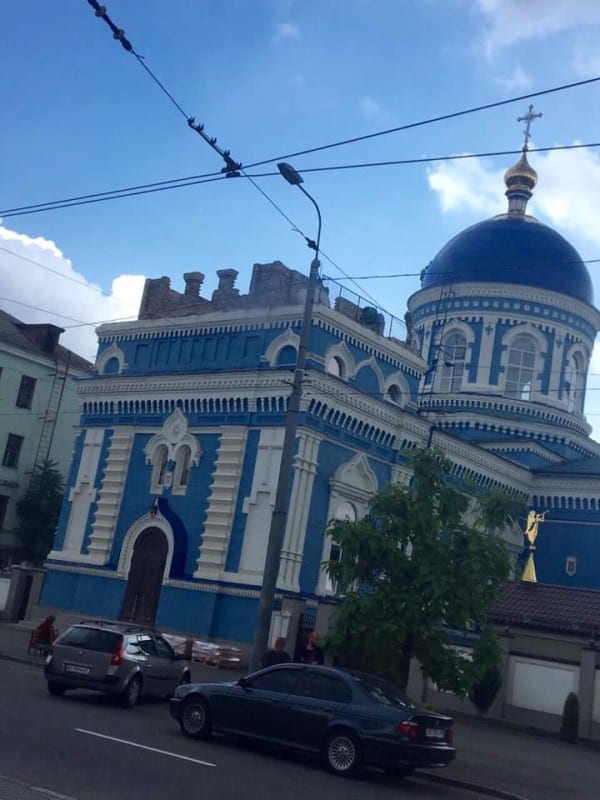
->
[0,660,489,800]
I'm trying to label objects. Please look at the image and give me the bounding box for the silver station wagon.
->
[44,620,191,707]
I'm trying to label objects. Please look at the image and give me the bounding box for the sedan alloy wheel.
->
[325,731,362,775]
[180,697,211,739]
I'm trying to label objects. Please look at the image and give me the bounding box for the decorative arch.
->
[324,340,356,380]
[502,322,547,352]
[331,452,378,500]
[117,510,175,580]
[383,370,411,407]
[353,356,384,397]
[564,344,587,414]
[317,452,379,595]
[144,408,201,494]
[96,341,128,375]
[264,328,300,366]
[501,324,547,401]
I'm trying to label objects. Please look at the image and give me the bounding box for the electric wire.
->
[3,140,599,218]
[80,1,600,329]
[0,246,112,297]
[243,76,600,170]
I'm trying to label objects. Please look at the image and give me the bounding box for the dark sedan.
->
[169,663,455,776]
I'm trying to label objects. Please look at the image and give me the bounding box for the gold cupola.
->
[505,104,542,216]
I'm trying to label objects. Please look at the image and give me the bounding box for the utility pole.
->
[249,163,322,673]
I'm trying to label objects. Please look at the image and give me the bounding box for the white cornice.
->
[408,282,600,332]
[77,372,290,396]
[96,303,426,375]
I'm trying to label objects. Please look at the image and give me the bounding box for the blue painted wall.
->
[41,570,125,618]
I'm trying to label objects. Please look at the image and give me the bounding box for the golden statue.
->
[522,510,547,583]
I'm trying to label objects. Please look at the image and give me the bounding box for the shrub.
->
[559,692,579,743]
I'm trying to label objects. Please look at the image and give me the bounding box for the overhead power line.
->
[0,245,112,296]
[3,140,600,220]
[81,1,600,328]
[243,75,600,169]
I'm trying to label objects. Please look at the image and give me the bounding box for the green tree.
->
[16,459,65,565]
[325,446,522,695]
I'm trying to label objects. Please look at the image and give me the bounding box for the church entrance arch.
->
[120,527,168,625]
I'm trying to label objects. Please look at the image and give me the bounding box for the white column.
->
[86,428,134,565]
[278,432,322,592]
[50,428,105,561]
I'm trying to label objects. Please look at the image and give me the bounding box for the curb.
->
[416,772,530,800]
[0,651,45,668]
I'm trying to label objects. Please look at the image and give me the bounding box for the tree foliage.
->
[16,459,65,565]
[325,447,522,695]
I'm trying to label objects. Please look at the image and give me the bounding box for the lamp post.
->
[248,163,322,672]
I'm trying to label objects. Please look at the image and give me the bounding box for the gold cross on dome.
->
[517,104,543,151]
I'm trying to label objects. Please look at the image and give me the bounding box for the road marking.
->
[31,787,78,800]
[75,728,216,767]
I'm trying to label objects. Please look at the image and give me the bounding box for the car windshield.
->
[351,674,416,710]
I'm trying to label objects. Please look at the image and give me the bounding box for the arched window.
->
[505,335,536,400]
[103,357,120,375]
[276,345,297,366]
[151,444,169,490]
[565,353,583,413]
[326,355,344,378]
[174,445,191,488]
[326,501,356,594]
[386,384,402,405]
[439,332,466,393]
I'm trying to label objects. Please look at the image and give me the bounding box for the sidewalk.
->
[1,619,598,800]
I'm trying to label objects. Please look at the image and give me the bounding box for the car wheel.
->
[47,681,67,697]
[120,676,142,708]
[385,765,415,778]
[324,730,362,776]
[180,696,211,740]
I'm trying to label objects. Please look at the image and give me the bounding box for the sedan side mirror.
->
[238,676,249,689]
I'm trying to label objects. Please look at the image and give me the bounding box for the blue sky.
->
[2,1,600,428]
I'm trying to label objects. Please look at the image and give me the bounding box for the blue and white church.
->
[41,138,600,649]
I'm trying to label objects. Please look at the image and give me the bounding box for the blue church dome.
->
[422,214,593,304]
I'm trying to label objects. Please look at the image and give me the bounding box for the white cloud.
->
[474,0,600,55]
[427,145,600,247]
[427,157,506,216]
[273,22,300,41]
[571,42,600,77]
[494,65,533,92]
[0,223,145,363]
[359,96,384,120]
[532,145,600,247]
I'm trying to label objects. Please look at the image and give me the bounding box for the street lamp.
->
[248,163,322,672]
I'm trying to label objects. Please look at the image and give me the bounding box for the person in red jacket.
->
[34,615,58,647]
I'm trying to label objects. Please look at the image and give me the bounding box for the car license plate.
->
[64,663,91,675]
[426,727,446,739]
